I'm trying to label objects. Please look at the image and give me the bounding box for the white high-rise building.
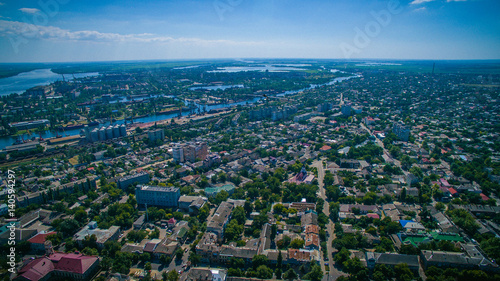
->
[173,145,184,163]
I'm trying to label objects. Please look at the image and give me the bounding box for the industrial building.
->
[83,124,127,143]
[9,119,50,130]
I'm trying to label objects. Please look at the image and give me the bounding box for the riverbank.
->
[0,73,360,150]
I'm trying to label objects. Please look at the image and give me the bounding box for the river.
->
[0,72,360,150]
[0,68,99,96]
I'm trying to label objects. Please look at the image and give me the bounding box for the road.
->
[312,159,347,281]
[359,122,408,177]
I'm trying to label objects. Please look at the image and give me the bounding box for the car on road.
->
[324,262,329,266]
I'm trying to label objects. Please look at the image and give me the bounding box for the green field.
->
[1,59,499,79]
[328,60,500,75]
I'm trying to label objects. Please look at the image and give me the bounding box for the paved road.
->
[312,159,347,281]
[359,123,408,177]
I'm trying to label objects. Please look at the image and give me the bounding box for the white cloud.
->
[19,8,41,14]
[0,20,259,46]
[446,0,468,2]
[413,7,427,12]
[410,0,434,4]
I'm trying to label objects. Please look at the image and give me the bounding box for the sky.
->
[0,0,499,62]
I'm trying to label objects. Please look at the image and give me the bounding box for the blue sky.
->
[0,0,499,62]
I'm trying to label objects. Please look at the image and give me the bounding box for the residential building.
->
[399,220,426,233]
[117,172,150,190]
[173,145,184,163]
[173,142,208,163]
[74,221,120,249]
[341,103,352,116]
[317,102,332,112]
[305,233,320,250]
[206,201,234,242]
[366,252,420,273]
[272,106,297,121]
[196,232,220,263]
[420,250,498,271]
[184,142,208,163]
[148,128,165,142]
[179,195,208,214]
[135,185,180,208]
[393,122,410,142]
[294,112,317,122]
[28,231,57,253]
[180,267,227,281]
[287,249,320,265]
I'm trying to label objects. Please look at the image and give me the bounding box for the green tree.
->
[166,270,179,281]
[57,219,80,237]
[175,248,184,260]
[252,255,268,270]
[225,219,244,242]
[101,257,112,272]
[277,236,291,249]
[256,265,273,279]
[480,237,500,261]
[188,251,201,265]
[232,206,246,225]
[343,257,365,275]
[373,264,394,281]
[394,263,413,281]
[435,202,446,212]
[303,264,323,281]
[198,204,210,222]
[283,268,297,281]
[277,250,283,269]
[290,238,304,249]
[213,190,229,204]
[334,247,350,265]
[46,233,62,246]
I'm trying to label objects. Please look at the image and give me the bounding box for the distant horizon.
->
[2,58,500,65]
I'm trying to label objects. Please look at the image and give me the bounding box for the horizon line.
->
[2,58,500,65]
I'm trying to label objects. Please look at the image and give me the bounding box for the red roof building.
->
[304,225,319,235]
[305,233,320,250]
[15,257,54,281]
[480,193,490,201]
[27,232,57,253]
[320,145,332,151]
[448,188,458,196]
[15,252,99,281]
[288,249,311,264]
